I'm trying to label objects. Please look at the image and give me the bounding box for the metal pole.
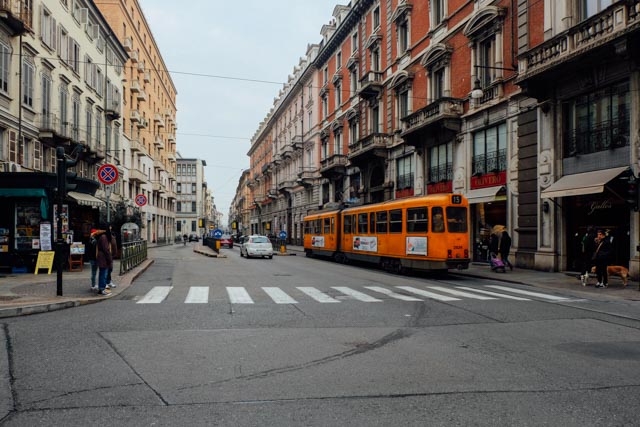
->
[55,148,65,296]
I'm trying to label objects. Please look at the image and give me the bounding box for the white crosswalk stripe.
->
[332,287,383,302]
[185,286,209,304]
[135,285,570,305]
[263,287,298,304]
[455,286,530,301]
[364,286,422,301]
[485,285,570,301]
[227,287,254,304]
[137,286,173,304]
[395,286,460,301]
[426,286,496,300]
[297,287,340,303]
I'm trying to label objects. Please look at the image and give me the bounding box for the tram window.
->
[331,217,335,234]
[446,207,468,232]
[389,209,402,233]
[358,213,368,234]
[344,215,352,234]
[432,207,445,233]
[304,221,311,234]
[323,218,331,234]
[376,211,388,233]
[406,207,428,233]
[314,220,320,234]
[370,213,376,233]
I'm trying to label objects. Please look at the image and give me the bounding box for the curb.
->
[0,258,155,318]
[193,246,227,258]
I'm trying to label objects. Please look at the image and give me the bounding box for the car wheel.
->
[268,255,273,259]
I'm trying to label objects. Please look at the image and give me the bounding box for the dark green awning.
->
[0,188,49,220]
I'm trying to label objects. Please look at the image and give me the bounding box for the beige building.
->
[95,0,178,244]
[175,157,208,238]
[0,0,128,271]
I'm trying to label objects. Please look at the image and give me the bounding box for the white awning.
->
[540,167,628,199]
[68,191,105,207]
[466,186,506,204]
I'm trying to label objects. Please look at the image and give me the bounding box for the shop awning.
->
[0,188,49,219]
[466,186,506,204]
[540,166,628,199]
[68,191,105,207]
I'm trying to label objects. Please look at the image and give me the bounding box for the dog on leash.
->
[590,265,629,287]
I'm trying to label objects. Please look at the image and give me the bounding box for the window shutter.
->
[8,130,16,163]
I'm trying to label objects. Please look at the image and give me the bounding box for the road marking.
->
[365,286,422,301]
[426,286,497,300]
[137,286,173,304]
[332,287,383,302]
[263,287,298,304]
[455,286,530,301]
[297,287,340,303]
[185,286,209,304]
[485,285,570,301]
[227,287,254,304]
[395,286,460,301]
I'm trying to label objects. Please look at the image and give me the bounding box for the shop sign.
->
[471,171,507,189]
[587,198,613,216]
[427,181,453,194]
[34,251,55,275]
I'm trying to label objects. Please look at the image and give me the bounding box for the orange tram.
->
[303,194,470,273]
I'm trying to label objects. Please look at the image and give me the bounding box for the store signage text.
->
[587,199,613,216]
[471,171,506,189]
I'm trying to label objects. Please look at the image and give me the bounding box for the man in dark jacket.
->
[499,229,513,270]
[95,227,113,296]
[593,229,612,288]
[580,226,597,285]
[87,228,100,291]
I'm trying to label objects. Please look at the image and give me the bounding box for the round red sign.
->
[135,194,147,207]
[97,164,119,185]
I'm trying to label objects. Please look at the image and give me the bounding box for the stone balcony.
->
[358,71,384,99]
[129,169,148,184]
[400,97,463,143]
[320,154,348,178]
[517,1,640,93]
[348,132,390,164]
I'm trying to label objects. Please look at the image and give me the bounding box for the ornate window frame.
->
[420,43,453,102]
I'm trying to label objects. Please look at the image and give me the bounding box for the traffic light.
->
[626,174,638,211]
[56,146,81,197]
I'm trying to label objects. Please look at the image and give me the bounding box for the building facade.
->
[0,0,127,271]
[95,0,178,244]
[175,157,207,238]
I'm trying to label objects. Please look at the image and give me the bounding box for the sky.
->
[139,1,347,225]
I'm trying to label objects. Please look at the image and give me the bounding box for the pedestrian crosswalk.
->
[134,284,572,305]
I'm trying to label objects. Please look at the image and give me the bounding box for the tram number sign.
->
[135,194,147,207]
[97,164,119,185]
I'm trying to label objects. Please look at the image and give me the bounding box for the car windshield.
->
[251,236,269,243]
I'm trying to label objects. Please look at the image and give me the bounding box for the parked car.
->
[240,235,273,259]
[220,233,233,248]
[188,233,199,242]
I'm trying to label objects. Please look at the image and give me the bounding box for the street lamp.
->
[470,64,518,100]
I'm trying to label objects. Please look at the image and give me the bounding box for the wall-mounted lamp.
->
[471,64,518,100]
[542,200,550,213]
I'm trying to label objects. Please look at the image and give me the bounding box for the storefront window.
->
[15,204,41,251]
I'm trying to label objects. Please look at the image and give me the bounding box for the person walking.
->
[593,228,612,288]
[499,228,513,271]
[95,227,113,296]
[579,226,597,286]
[183,233,188,246]
[105,224,118,289]
[87,228,100,291]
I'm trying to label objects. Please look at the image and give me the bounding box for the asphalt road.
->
[1,244,639,426]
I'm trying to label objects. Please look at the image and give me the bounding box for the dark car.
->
[188,233,199,242]
[220,233,233,248]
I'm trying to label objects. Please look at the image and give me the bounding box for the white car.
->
[240,235,274,259]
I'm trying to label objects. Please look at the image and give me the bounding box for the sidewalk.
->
[0,257,155,318]
[0,243,637,318]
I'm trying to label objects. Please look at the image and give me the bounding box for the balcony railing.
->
[358,71,384,98]
[38,113,71,144]
[0,0,33,35]
[320,154,348,173]
[518,0,640,81]
[428,163,453,183]
[564,118,630,157]
[129,169,147,183]
[348,132,389,160]
[472,149,507,176]
[401,98,463,136]
[154,113,165,128]
[292,135,303,149]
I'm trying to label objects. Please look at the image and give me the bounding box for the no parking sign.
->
[135,194,147,207]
